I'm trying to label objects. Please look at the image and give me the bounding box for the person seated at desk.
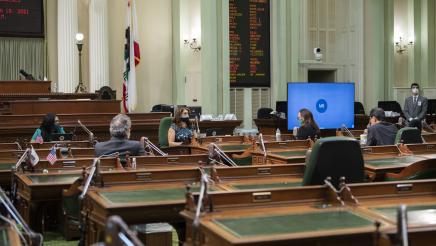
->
[31,113,65,143]
[367,108,398,146]
[94,114,146,156]
[295,108,320,140]
[168,107,196,147]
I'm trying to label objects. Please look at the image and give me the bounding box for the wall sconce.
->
[184,38,201,52]
[395,36,414,54]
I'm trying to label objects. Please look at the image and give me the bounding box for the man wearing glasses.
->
[403,83,428,129]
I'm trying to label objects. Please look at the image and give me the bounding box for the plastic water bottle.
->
[275,128,281,142]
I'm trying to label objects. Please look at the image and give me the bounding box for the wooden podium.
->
[253,118,291,135]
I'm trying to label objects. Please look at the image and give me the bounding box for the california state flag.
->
[123,0,141,113]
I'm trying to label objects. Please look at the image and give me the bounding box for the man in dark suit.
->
[95,114,146,156]
[403,83,428,130]
[367,108,398,146]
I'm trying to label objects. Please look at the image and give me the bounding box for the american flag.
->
[46,146,57,165]
[35,135,43,144]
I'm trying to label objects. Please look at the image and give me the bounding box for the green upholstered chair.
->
[61,181,81,240]
[394,127,423,144]
[158,117,173,147]
[302,136,364,188]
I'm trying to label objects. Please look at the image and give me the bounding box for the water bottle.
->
[275,128,281,142]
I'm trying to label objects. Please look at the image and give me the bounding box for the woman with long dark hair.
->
[295,108,320,140]
[31,113,65,142]
[168,107,196,147]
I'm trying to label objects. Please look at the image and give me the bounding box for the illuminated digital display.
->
[0,0,44,37]
[229,0,270,87]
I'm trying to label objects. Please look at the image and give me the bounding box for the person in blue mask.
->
[168,107,196,146]
[295,108,320,140]
[31,113,66,143]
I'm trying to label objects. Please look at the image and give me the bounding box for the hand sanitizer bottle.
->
[275,128,281,142]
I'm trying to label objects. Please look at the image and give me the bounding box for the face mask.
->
[299,118,305,125]
[181,115,190,123]
[412,88,419,94]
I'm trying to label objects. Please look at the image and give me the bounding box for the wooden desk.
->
[82,164,303,244]
[422,133,436,143]
[198,120,242,135]
[253,118,290,135]
[212,164,304,191]
[15,171,83,231]
[27,140,93,149]
[0,112,170,127]
[0,80,51,93]
[0,147,95,160]
[251,140,312,165]
[0,92,98,101]
[1,100,121,115]
[363,144,436,181]
[181,179,436,246]
[0,112,170,144]
[0,142,21,151]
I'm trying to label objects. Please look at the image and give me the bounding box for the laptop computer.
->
[51,133,73,141]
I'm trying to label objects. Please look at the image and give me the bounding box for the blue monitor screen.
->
[287,82,355,130]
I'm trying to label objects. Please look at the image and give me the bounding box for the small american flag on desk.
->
[46,146,57,165]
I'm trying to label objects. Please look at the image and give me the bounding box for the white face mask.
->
[412,88,419,94]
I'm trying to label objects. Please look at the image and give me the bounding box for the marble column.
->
[89,0,109,92]
[57,0,79,93]
[364,0,386,110]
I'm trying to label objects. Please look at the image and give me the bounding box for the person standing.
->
[403,83,428,130]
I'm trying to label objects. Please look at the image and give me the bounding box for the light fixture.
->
[75,33,87,93]
[184,38,201,52]
[395,36,414,54]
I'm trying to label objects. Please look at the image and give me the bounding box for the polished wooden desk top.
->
[0,142,21,151]
[181,179,436,246]
[2,99,122,115]
[363,144,436,174]
[0,92,98,101]
[0,80,51,93]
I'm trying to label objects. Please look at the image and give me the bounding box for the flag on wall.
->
[122,0,141,113]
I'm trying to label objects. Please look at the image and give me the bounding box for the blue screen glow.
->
[287,82,355,130]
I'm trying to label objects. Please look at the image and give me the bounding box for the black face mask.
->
[181,117,190,123]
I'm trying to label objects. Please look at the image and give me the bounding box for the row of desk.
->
[1,133,436,245]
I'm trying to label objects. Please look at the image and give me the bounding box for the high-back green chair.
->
[158,117,173,147]
[394,127,423,144]
[302,137,364,188]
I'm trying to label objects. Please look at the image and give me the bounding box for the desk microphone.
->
[341,124,354,138]
[78,120,96,143]
[19,69,35,80]
[80,152,120,199]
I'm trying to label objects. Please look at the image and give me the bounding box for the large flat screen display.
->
[287,82,355,130]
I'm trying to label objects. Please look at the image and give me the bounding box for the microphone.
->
[341,124,354,138]
[19,69,35,80]
[259,133,267,158]
[195,116,200,134]
[14,148,30,170]
[141,136,167,156]
[208,143,237,167]
[396,205,409,246]
[78,120,96,143]
[80,152,120,200]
